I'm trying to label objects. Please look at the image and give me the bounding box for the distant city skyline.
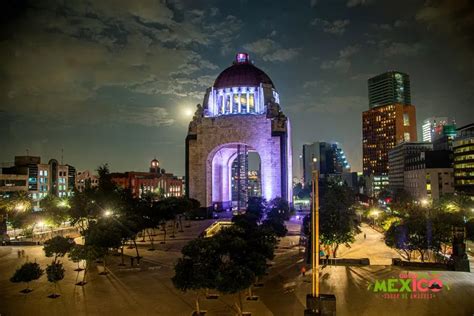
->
[1,1,473,176]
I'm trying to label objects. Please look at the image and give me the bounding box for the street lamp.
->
[57,200,69,208]
[37,221,45,233]
[305,159,336,315]
[104,209,113,217]
[420,198,429,207]
[14,203,26,212]
[370,209,380,226]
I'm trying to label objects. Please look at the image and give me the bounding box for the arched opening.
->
[210,143,262,211]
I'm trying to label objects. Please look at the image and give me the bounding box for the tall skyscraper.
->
[368,71,411,109]
[362,71,417,190]
[422,117,449,142]
[302,141,350,185]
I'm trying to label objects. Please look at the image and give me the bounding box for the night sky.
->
[1,0,473,176]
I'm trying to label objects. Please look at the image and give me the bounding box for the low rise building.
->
[404,150,454,200]
[453,123,474,196]
[110,159,183,199]
[1,156,76,204]
[388,142,432,191]
[76,170,99,192]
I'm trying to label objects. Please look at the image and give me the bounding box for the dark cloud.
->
[1,0,473,174]
[311,18,351,35]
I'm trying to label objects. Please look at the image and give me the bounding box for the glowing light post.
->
[312,166,319,299]
[305,158,336,316]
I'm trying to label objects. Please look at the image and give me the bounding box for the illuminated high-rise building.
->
[362,71,417,190]
[302,141,350,186]
[368,71,411,109]
[422,117,449,142]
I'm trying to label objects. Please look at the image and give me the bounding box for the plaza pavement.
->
[1,219,473,316]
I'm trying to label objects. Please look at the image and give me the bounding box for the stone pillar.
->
[246,92,249,113]
[238,91,242,113]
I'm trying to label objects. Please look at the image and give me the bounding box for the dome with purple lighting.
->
[213,53,275,89]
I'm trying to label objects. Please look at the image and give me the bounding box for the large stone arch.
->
[187,115,284,207]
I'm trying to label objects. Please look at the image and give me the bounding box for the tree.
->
[467,218,474,242]
[267,197,291,221]
[43,236,75,263]
[213,225,273,315]
[86,218,123,274]
[0,192,34,238]
[69,244,86,272]
[384,212,431,262]
[10,262,44,293]
[246,197,266,222]
[297,183,311,199]
[172,238,220,315]
[391,188,413,208]
[318,180,359,257]
[39,195,70,229]
[173,212,277,316]
[46,262,65,298]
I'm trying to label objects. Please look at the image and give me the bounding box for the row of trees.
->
[173,197,290,316]
[302,179,360,258]
[4,164,204,287]
[380,191,474,262]
[11,236,73,297]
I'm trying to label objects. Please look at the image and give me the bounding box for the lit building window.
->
[403,113,410,126]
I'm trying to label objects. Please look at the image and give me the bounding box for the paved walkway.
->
[336,223,400,265]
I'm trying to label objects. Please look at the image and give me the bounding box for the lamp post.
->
[305,159,336,316]
[311,167,319,299]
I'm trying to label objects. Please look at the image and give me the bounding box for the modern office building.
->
[453,123,474,195]
[0,174,28,196]
[362,104,417,176]
[422,117,449,142]
[1,156,76,205]
[388,142,433,191]
[368,71,411,109]
[302,141,350,185]
[404,150,454,200]
[433,123,457,151]
[247,170,261,198]
[362,71,417,195]
[230,151,249,210]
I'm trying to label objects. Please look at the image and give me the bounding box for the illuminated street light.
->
[37,221,45,233]
[57,200,69,208]
[104,209,113,217]
[14,203,27,212]
[420,198,429,207]
[370,209,380,226]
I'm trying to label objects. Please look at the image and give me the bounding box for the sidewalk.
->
[336,223,400,265]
